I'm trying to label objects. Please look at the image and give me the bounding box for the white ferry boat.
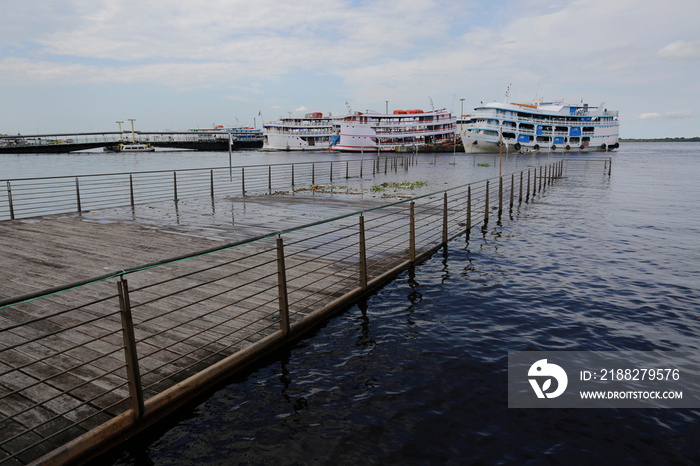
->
[262,113,336,151]
[459,100,619,153]
[104,143,155,152]
[334,108,456,152]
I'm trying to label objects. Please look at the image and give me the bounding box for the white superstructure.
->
[334,109,456,152]
[459,100,619,153]
[263,113,336,151]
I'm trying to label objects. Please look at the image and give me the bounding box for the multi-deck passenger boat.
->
[459,100,619,153]
[334,109,456,152]
[262,113,336,151]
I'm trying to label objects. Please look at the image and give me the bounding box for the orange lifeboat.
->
[393,110,407,114]
[406,109,424,114]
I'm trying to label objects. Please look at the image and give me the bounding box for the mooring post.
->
[7,181,15,220]
[359,214,368,290]
[75,177,82,212]
[117,278,144,420]
[276,236,290,335]
[409,201,416,262]
[484,180,490,224]
[173,172,178,201]
[466,185,472,233]
[442,191,448,245]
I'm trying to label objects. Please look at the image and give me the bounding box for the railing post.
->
[608,158,612,176]
[330,162,333,183]
[359,214,368,290]
[510,173,514,209]
[276,236,290,335]
[484,180,489,224]
[498,176,503,218]
[75,177,82,212]
[346,160,349,179]
[442,191,448,244]
[519,171,523,204]
[466,185,472,233]
[268,165,272,195]
[360,159,363,178]
[312,163,315,185]
[173,172,178,201]
[292,164,295,187]
[130,175,135,207]
[241,167,246,195]
[409,201,416,262]
[210,170,214,199]
[117,278,144,420]
[384,157,388,174]
[7,181,15,220]
[526,169,531,202]
[538,166,543,193]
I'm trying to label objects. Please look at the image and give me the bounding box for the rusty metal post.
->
[7,181,15,220]
[359,214,368,290]
[466,185,472,232]
[526,169,531,202]
[276,236,290,335]
[442,192,448,244]
[498,176,503,218]
[409,201,416,262]
[117,278,144,419]
[129,175,135,207]
[484,180,490,224]
[173,172,178,201]
[75,177,82,212]
[519,171,523,204]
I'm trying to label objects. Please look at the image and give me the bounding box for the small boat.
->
[262,113,336,151]
[334,108,457,152]
[459,99,620,153]
[104,143,155,152]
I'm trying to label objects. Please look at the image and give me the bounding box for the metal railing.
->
[0,158,610,465]
[1,156,412,221]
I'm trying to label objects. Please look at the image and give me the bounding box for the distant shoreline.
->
[620,137,700,142]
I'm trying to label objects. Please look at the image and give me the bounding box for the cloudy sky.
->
[1,0,698,138]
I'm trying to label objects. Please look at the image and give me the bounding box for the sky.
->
[1,0,698,138]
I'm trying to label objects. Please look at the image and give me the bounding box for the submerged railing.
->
[0,156,411,221]
[0,158,610,465]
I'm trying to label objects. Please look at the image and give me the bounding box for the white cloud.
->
[657,40,700,60]
[638,111,693,121]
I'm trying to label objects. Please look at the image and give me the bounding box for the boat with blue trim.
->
[458,99,619,153]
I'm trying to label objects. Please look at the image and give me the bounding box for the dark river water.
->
[72,143,700,465]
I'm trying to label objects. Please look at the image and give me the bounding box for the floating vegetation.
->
[371,181,427,191]
[477,163,490,167]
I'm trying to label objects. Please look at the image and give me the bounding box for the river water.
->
[9,144,700,465]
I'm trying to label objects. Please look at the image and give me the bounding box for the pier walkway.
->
[0,158,610,465]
